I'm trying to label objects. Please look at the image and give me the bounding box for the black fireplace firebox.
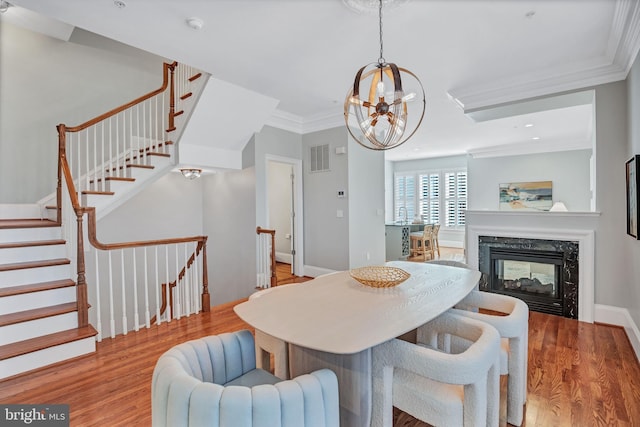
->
[489,248,564,316]
[478,236,579,319]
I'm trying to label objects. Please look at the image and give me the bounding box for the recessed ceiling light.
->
[113,0,126,9]
[532,136,540,140]
[524,123,534,128]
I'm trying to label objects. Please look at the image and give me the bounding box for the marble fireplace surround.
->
[466,210,598,323]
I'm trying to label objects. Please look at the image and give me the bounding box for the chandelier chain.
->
[378,0,385,65]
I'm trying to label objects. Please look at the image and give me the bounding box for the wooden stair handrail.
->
[54,61,211,332]
[152,239,206,323]
[256,227,277,287]
[64,61,177,133]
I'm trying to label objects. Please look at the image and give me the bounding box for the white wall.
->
[0,23,164,203]
[302,127,350,272]
[203,167,257,304]
[627,49,640,333]
[467,149,592,212]
[348,138,386,268]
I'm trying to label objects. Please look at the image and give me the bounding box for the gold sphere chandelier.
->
[344,0,425,151]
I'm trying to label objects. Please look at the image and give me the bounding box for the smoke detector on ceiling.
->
[186,17,204,30]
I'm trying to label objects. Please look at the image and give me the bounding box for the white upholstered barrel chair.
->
[450,291,530,426]
[371,312,501,427]
[152,330,340,427]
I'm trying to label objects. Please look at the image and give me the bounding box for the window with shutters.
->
[394,168,467,228]
[394,174,416,223]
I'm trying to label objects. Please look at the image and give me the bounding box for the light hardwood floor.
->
[1,255,639,426]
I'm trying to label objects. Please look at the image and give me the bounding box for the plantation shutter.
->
[444,171,467,227]
[394,174,416,222]
[419,173,440,224]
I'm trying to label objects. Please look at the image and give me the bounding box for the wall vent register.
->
[310,144,330,173]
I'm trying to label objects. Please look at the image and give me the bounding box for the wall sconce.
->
[180,168,202,180]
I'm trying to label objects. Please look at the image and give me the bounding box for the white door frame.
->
[265,155,304,277]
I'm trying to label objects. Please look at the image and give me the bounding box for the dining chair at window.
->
[372,312,501,427]
[449,291,529,426]
[410,224,435,261]
[432,223,441,257]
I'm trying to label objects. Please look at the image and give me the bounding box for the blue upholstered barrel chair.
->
[152,330,340,427]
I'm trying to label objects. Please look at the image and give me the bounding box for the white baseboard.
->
[303,265,337,278]
[440,240,464,249]
[275,251,293,264]
[594,304,640,360]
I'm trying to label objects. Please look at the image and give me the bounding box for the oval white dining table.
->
[234,261,480,427]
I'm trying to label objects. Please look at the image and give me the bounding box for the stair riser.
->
[147,155,171,168]
[0,287,76,313]
[0,336,95,380]
[0,244,66,264]
[0,312,77,346]
[126,167,154,180]
[0,226,61,243]
[0,264,71,288]
[81,194,111,211]
[0,204,43,220]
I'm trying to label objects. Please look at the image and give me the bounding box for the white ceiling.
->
[6,0,640,161]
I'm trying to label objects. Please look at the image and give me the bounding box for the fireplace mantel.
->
[466,210,599,323]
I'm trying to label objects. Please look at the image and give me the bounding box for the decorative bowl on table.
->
[349,266,411,288]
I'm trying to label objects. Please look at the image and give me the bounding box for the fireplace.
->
[478,236,579,319]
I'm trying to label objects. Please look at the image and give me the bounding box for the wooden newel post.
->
[269,232,277,287]
[201,238,210,312]
[75,208,88,327]
[166,62,177,133]
[56,124,66,225]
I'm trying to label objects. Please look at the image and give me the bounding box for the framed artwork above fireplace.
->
[499,181,553,212]
[626,155,639,239]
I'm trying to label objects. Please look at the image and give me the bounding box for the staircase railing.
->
[256,227,277,288]
[55,61,209,340]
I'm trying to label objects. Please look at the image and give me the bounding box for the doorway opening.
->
[266,155,304,277]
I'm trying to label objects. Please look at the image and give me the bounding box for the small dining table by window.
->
[234,261,480,427]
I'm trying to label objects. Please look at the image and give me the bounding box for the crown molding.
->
[467,137,592,159]
[449,0,640,113]
[266,109,344,135]
[265,109,304,134]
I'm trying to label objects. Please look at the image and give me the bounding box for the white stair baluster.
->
[120,249,127,335]
[133,248,139,332]
[95,248,102,342]
[155,246,161,325]
[144,246,150,329]
[108,250,115,339]
[165,245,171,322]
